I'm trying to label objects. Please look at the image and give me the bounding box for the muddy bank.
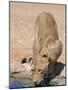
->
[10,62,66,87]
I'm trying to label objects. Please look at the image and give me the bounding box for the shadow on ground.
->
[38,62,65,87]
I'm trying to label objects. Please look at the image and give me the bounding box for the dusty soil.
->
[10,2,65,64]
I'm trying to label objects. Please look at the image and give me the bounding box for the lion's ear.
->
[21,58,27,64]
[28,57,32,64]
[47,40,62,61]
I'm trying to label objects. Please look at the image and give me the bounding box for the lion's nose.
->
[34,82,37,85]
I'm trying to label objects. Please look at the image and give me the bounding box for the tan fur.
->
[32,12,62,85]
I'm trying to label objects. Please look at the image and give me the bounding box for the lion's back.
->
[35,12,58,40]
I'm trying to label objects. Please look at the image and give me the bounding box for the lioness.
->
[31,12,62,86]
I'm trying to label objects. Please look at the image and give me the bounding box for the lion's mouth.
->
[34,80,49,87]
[34,73,53,87]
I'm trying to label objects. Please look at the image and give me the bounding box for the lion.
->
[31,12,62,86]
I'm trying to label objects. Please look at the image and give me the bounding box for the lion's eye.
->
[42,54,47,58]
[38,69,41,72]
[31,69,34,72]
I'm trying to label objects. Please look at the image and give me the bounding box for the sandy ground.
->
[10,2,65,64]
[9,2,66,87]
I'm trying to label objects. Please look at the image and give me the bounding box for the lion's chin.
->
[34,80,48,87]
